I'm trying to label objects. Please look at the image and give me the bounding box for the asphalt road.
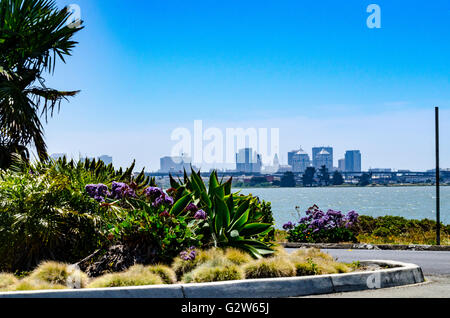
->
[286,248,450,297]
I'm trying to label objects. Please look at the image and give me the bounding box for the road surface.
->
[286,248,450,297]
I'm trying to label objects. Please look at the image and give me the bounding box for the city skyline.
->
[50,141,445,174]
[43,1,450,172]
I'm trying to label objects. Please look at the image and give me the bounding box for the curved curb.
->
[0,260,424,298]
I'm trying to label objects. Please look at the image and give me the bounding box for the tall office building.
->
[97,155,113,165]
[291,148,310,173]
[338,159,346,171]
[288,150,299,167]
[312,147,333,171]
[236,148,262,173]
[160,155,192,173]
[345,150,362,172]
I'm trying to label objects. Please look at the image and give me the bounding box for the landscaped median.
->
[0,259,424,298]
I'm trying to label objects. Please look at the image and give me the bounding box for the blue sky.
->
[45,0,450,171]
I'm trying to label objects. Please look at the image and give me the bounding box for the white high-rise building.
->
[315,149,333,171]
[312,147,333,171]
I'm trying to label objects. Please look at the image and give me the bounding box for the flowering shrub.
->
[285,205,359,243]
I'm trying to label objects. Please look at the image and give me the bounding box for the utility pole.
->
[435,107,441,245]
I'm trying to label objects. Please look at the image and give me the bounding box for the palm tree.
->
[0,0,83,168]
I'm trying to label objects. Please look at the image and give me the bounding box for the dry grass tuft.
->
[243,257,296,279]
[10,278,68,291]
[0,273,18,290]
[87,266,163,288]
[172,248,225,280]
[182,263,244,283]
[28,261,89,288]
[224,248,253,265]
[146,265,177,284]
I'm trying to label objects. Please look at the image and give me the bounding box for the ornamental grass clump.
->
[28,261,89,288]
[181,261,244,284]
[0,273,18,290]
[11,279,68,291]
[87,266,163,288]
[243,257,296,279]
[289,249,350,275]
[146,265,177,284]
[224,248,253,265]
[172,248,225,280]
[294,259,321,276]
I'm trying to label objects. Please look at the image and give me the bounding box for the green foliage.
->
[109,206,202,263]
[280,172,296,187]
[0,0,84,166]
[318,165,330,186]
[359,173,372,186]
[302,167,316,187]
[332,171,344,185]
[0,165,105,272]
[169,169,274,259]
[356,215,447,237]
[0,156,165,272]
[287,223,357,244]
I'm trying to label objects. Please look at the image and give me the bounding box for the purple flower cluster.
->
[144,187,164,199]
[85,184,109,202]
[180,247,197,261]
[194,209,207,220]
[85,182,137,202]
[144,186,174,208]
[283,221,295,230]
[296,206,359,234]
[111,182,136,199]
[185,203,199,212]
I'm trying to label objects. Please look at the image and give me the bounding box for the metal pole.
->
[435,107,440,245]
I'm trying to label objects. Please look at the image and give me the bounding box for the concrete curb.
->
[281,242,450,251]
[0,260,424,298]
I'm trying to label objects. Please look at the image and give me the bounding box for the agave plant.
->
[169,169,274,258]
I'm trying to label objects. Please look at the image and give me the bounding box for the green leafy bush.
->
[0,167,104,272]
